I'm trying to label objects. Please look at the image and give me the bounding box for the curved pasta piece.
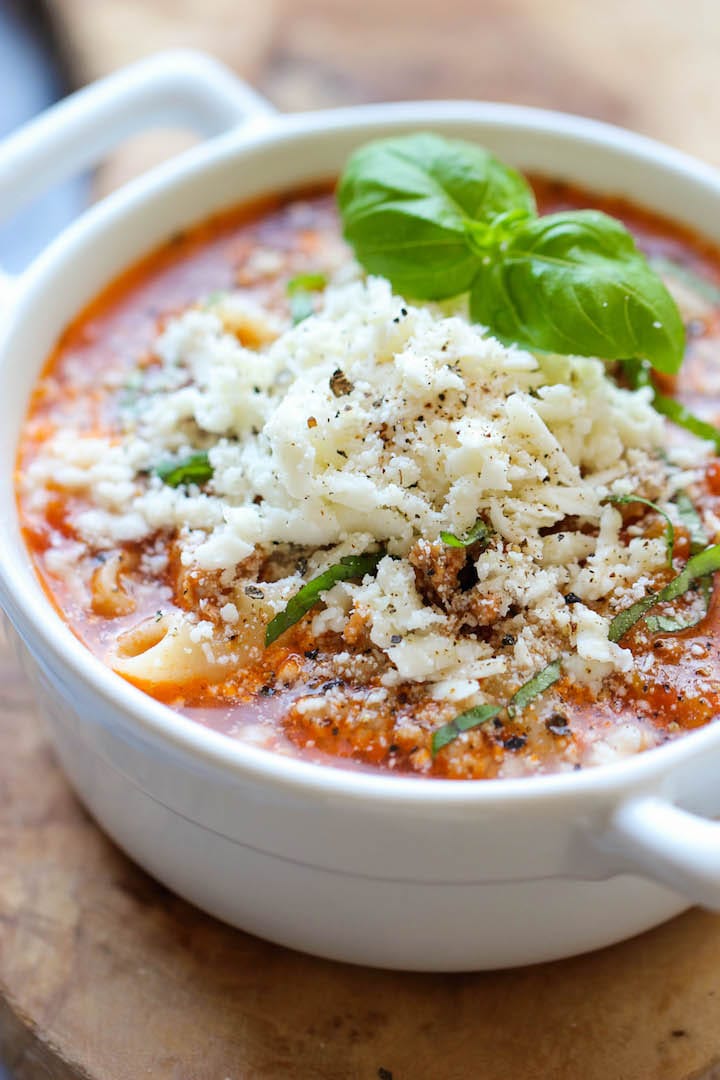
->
[90,551,137,617]
[109,608,265,691]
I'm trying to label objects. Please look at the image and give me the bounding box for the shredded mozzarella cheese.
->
[24,276,710,687]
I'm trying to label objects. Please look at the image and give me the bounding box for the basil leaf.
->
[607,593,659,642]
[675,490,709,554]
[604,494,675,567]
[265,553,383,646]
[431,703,501,757]
[287,272,327,325]
[609,543,720,642]
[439,518,492,549]
[338,132,535,300]
[287,272,327,294]
[154,451,213,488]
[507,659,562,718]
[644,614,687,633]
[470,211,685,373]
[649,255,720,307]
[623,356,653,390]
[645,575,713,633]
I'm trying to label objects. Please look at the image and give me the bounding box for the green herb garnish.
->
[675,490,709,554]
[154,451,213,488]
[265,552,383,646]
[645,491,712,633]
[506,659,562,718]
[287,272,328,293]
[645,575,713,634]
[287,272,327,325]
[644,614,686,633]
[430,703,501,757]
[604,494,675,567]
[431,659,562,757]
[439,518,492,549]
[609,543,720,642]
[338,132,684,373]
[653,393,720,449]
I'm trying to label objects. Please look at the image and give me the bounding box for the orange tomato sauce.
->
[16,179,720,778]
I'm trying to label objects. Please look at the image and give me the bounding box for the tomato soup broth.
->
[17,178,720,779]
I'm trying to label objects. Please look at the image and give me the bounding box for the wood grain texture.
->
[50,0,720,163]
[6,0,720,1075]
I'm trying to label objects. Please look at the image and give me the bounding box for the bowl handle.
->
[607,794,720,907]
[0,49,276,224]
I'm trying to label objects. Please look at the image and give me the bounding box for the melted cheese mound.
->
[26,276,709,692]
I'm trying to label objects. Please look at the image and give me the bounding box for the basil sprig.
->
[154,451,213,488]
[338,132,684,373]
[265,552,383,646]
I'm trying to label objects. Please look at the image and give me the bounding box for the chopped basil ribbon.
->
[625,358,720,449]
[287,272,327,325]
[675,490,709,554]
[338,132,684,373]
[430,704,501,757]
[653,394,720,449]
[431,659,562,757]
[604,494,675,567]
[287,272,328,293]
[506,659,563,718]
[644,492,713,632]
[646,490,712,632]
[609,543,720,642]
[434,496,717,755]
[645,614,686,633]
[645,575,713,634]
[265,552,383,646]
[439,518,492,549]
[154,451,213,488]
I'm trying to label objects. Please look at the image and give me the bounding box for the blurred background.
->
[2,0,720,270]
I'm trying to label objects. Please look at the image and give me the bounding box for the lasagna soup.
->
[17,176,720,778]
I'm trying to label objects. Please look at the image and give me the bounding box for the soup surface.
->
[16,177,720,778]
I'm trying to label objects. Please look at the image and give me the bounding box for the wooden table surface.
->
[4,1,720,1075]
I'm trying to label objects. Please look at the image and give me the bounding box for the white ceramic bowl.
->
[1,51,720,972]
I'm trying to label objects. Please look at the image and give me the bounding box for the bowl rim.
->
[4,96,720,808]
